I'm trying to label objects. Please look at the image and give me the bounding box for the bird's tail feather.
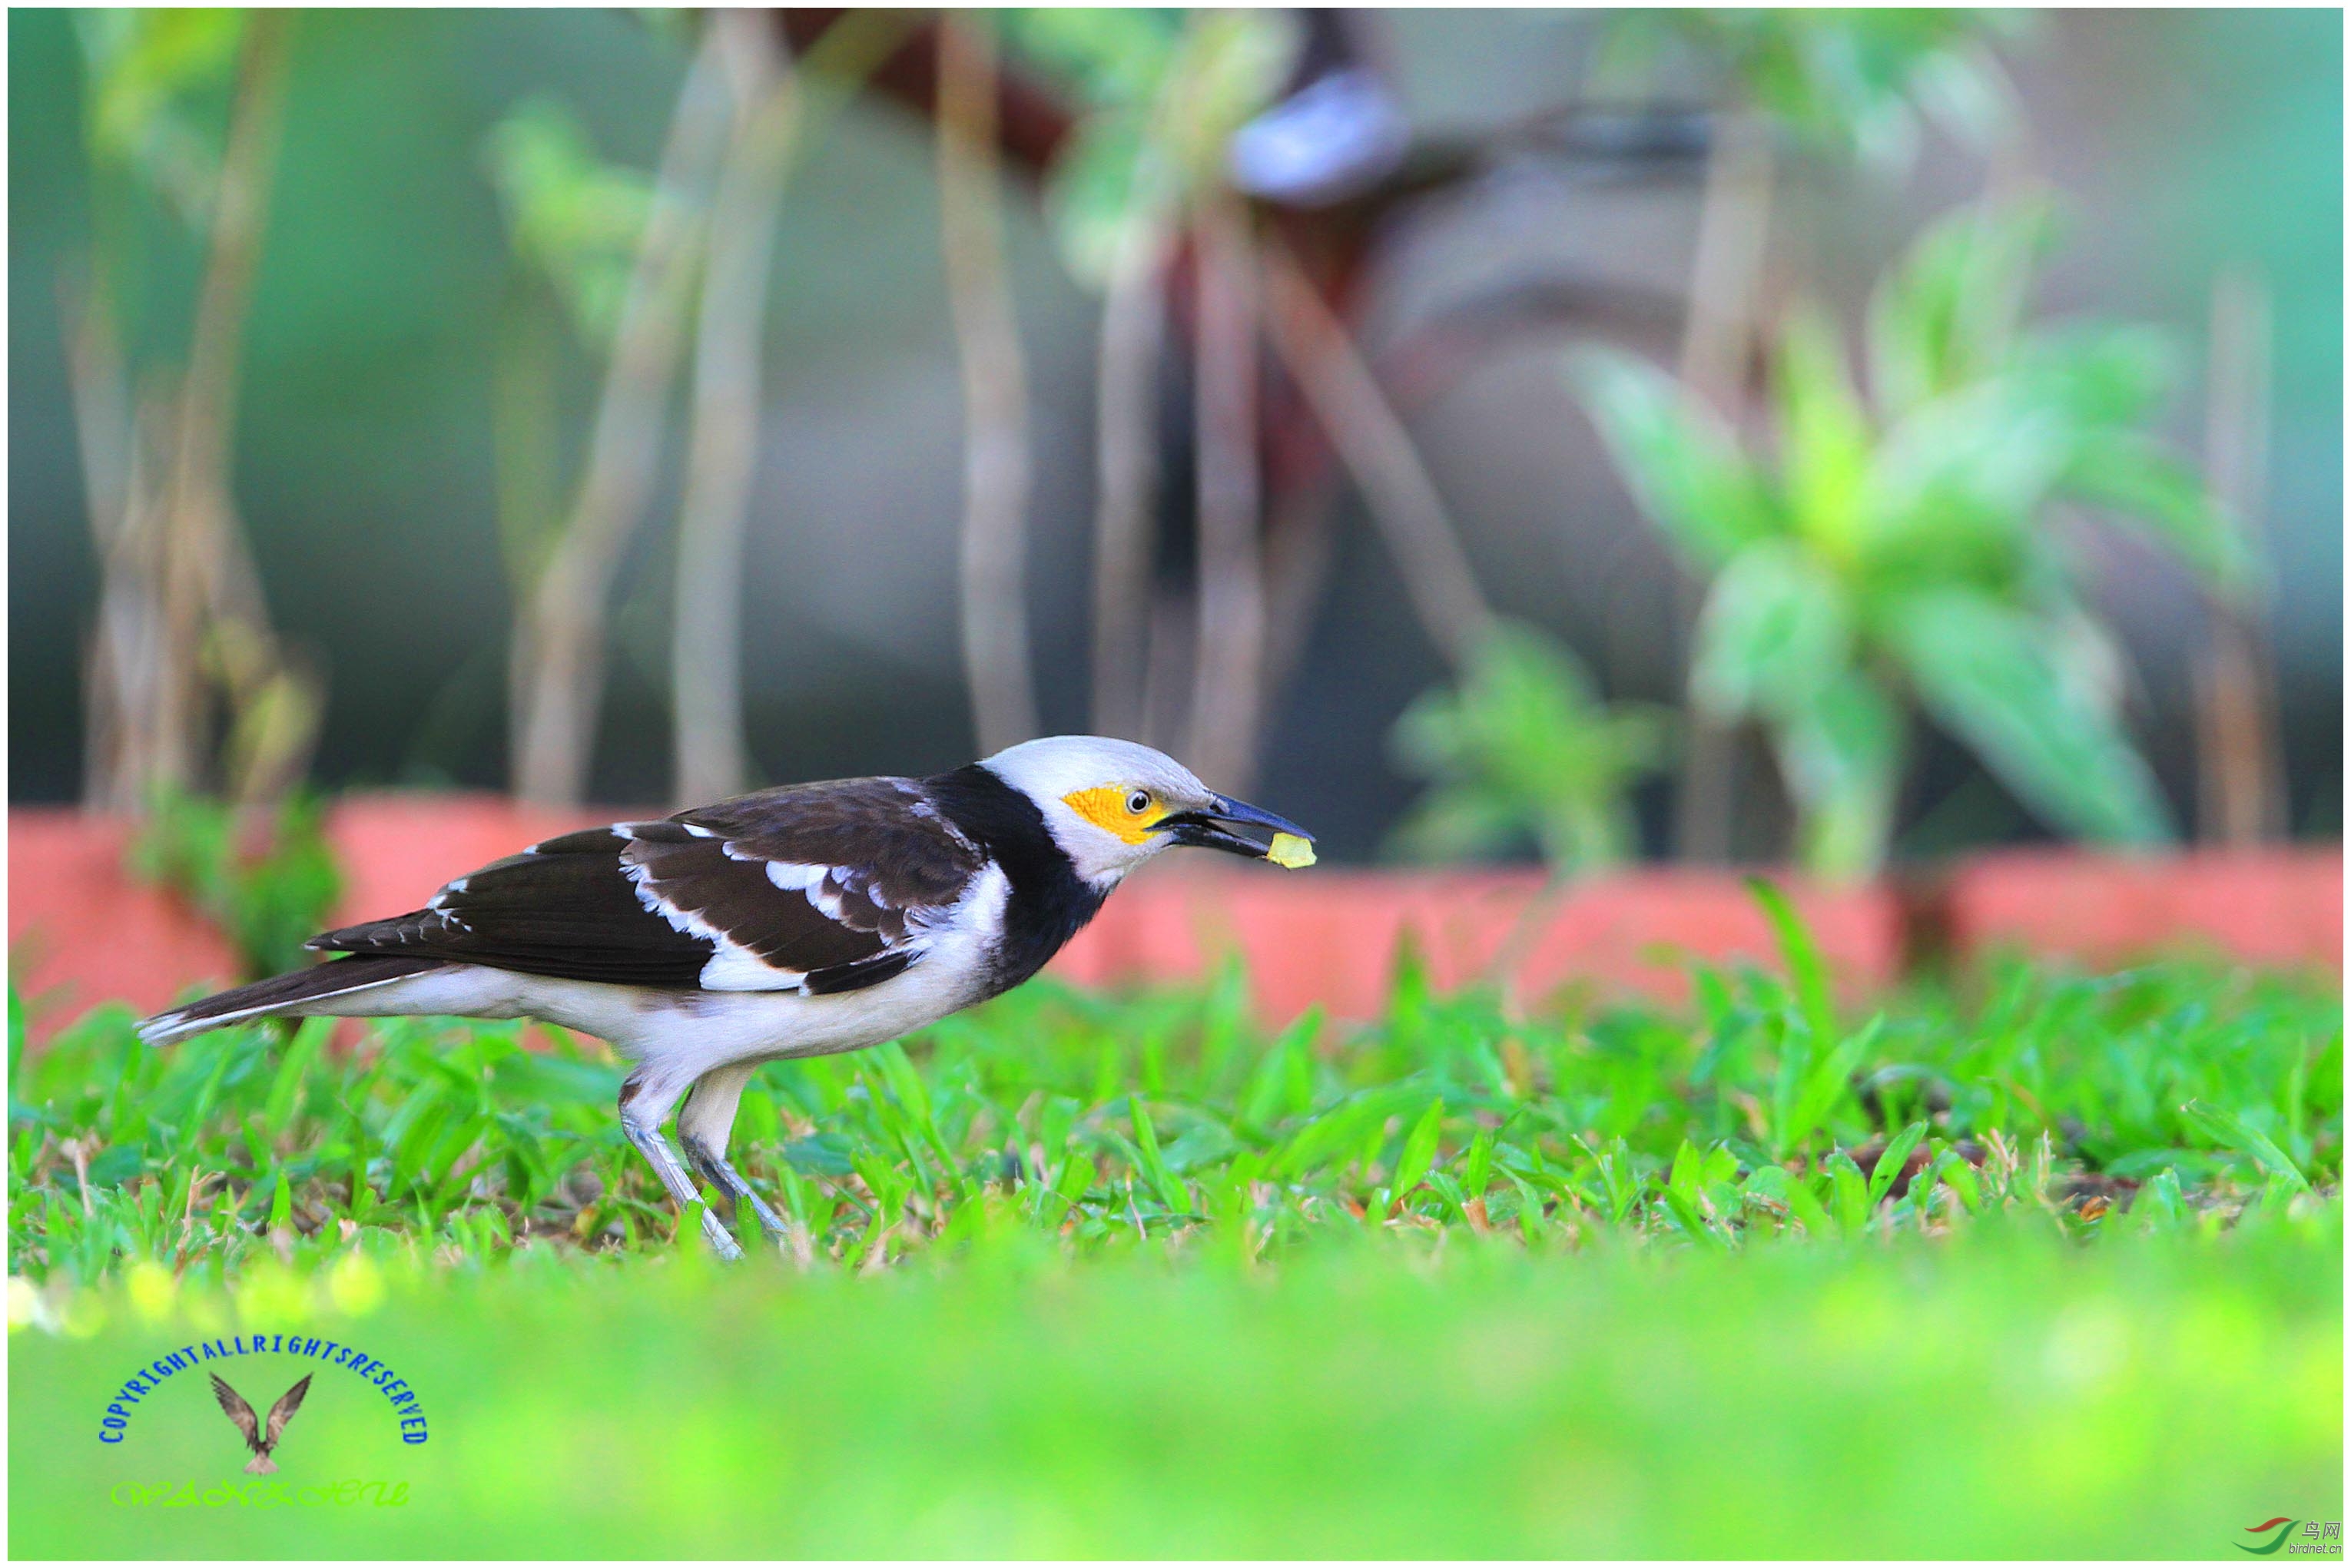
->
[244,1453,277,1476]
[138,956,448,1046]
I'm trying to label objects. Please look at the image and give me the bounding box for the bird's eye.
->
[1126,790,1152,816]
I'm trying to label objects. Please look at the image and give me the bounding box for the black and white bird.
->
[139,737,1315,1258]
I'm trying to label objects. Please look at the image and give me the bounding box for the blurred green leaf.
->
[74,8,247,223]
[1784,1018,1882,1160]
[128,787,344,982]
[1939,1150,1982,1212]
[1600,11,2026,173]
[1390,622,1670,874]
[1026,9,1295,287]
[1776,308,1873,555]
[1003,8,1183,108]
[1582,186,2217,876]
[1882,590,2174,845]
[1748,877,1835,1048]
[1572,349,1782,567]
[482,98,653,347]
[2011,321,2176,426]
[2063,431,2247,592]
[1866,195,2056,415]
[1388,1099,1444,1217]
[1458,1126,1495,1204]
[1130,1096,1191,1215]
[1774,669,1903,881]
[1867,1121,1931,1209]
[1691,542,1852,719]
[1856,379,2073,578]
[1040,112,1153,287]
[2182,1100,2311,1192]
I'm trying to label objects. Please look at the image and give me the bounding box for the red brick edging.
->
[7,795,2339,1039]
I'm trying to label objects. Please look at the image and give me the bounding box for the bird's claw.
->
[694,1202,744,1261]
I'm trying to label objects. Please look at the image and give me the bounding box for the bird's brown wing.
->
[264,1374,310,1450]
[307,777,988,995]
[210,1374,263,1454]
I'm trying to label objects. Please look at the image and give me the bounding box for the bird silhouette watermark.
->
[207,1374,310,1474]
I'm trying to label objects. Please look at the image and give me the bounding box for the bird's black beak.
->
[1160,794,1317,867]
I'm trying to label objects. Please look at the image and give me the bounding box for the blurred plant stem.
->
[510,22,734,807]
[1185,194,1268,790]
[937,12,1042,756]
[669,12,794,806]
[62,270,137,802]
[1670,111,1773,866]
[1139,581,1199,763]
[71,11,318,816]
[669,11,911,807]
[1256,470,1343,744]
[2194,267,2285,844]
[489,290,564,612]
[1258,235,1496,671]
[1086,152,1175,742]
[1030,11,1300,766]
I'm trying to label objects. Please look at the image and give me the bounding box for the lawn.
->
[8,906,2343,1556]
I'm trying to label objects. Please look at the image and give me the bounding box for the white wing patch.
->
[699,947,804,992]
[618,841,938,995]
[761,859,860,931]
[617,853,807,994]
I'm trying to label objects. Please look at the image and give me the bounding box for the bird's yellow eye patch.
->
[1267,832,1316,869]
[1063,786,1162,845]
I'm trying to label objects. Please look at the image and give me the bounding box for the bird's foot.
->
[689,1198,745,1261]
[621,1100,746,1262]
[683,1138,793,1245]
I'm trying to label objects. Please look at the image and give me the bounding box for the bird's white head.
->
[980,735,1317,888]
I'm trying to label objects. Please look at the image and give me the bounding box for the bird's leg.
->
[617,1072,742,1261]
[683,1143,791,1241]
[678,1062,791,1242]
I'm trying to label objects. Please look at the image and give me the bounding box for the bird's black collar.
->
[923,763,1107,996]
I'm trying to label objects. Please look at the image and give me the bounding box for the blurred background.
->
[8,8,2342,870]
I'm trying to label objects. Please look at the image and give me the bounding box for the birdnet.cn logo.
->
[2238,1518,2343,1556]
[97,1331,426,1508]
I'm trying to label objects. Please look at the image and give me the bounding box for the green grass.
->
[11,947,2339,1278]
[8,920,2343,1556]
[11,1222,2341,1557]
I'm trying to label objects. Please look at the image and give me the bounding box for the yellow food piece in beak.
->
[1267,832,1316,869]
